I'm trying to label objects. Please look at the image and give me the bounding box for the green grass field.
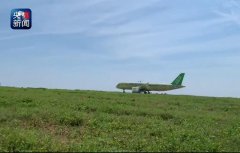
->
[0,86,239,152]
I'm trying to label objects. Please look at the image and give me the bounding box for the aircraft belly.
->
[149,85,179,91]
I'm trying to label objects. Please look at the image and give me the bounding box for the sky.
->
[0,0,240,98]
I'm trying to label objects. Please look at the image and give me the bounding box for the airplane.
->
[116,73,185,94]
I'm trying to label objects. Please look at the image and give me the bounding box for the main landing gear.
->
[144,91,151,94]
[123,89,125,93]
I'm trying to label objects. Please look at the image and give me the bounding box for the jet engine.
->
[132,86,141,93]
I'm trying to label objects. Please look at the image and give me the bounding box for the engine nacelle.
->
[132,86,141,93]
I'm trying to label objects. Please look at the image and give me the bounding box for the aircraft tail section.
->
[171,73,185,86]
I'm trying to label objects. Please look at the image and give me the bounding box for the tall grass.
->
[0,87,239,151]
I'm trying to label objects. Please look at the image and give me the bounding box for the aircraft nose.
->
[116,83,120,88]
[116,83,123,89]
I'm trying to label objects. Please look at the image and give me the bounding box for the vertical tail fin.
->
[171,73,185,86]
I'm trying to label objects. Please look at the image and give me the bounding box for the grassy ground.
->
[0,86,239,152]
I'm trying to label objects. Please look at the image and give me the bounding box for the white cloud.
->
[214,0,240,25]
